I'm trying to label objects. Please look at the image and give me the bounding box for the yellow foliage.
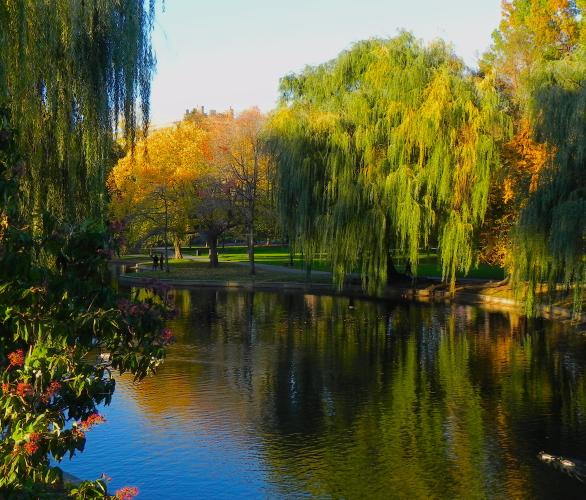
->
[109,108,274,250]
[109,121,209,213]
[502,119,550,200]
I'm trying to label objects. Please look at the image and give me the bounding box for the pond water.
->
[65,287,586,499]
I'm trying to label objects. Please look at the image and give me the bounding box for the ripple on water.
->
[64,290,586,499]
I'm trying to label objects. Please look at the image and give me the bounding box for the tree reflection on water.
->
[118,288,586,498]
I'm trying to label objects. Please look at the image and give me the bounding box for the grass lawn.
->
[416,255,505,280]
[182,245,505,280]
[138,258,332,284]
[113,254,151,262]
[182,245,332,271]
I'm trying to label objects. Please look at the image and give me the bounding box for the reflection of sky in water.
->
[61,289,586,499]
[64,369,269,499]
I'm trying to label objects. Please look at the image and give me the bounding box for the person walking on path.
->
[152,254,159,270]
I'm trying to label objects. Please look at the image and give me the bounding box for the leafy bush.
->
[1,109,173,498]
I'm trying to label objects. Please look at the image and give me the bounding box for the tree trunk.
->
[247,200,256,275]
[208,235,219,268]
[164,197,170,273]
[248,164,257,276]
[387,254,409,283]
[173,238,183,259]
[248,224,256,275]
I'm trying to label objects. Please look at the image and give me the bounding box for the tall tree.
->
[267,34,509,292]
[109,121,208,260]
[0,1,169,495]
[0,0,155,232]
[214,108,273,275]
[487,0,581,98]
[194,173,240,268]
[110,112,245,268]
[482,0,585,314]
[511,48,586,315]
[478,0,582,267]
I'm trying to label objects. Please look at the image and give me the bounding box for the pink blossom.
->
[160,328,175,345]
[116,486,139,499]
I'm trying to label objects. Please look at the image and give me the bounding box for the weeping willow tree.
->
[511,47,586,316]
[267,34,510,292]
[0,2,165,495]
[0,0,155,230]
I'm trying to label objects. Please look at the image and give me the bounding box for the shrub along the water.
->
[0,1,172,497]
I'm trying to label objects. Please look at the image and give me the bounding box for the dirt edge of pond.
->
[117,273,585,326]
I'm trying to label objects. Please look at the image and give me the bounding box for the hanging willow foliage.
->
[511,47,586,316]
[267,34,510,292]
[0,0,155,230]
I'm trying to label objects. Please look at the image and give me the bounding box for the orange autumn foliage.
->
[502,119,550,202]
[478,0,580,267]
[479,120,552,266]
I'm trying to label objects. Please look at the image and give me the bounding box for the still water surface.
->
[66,288,586,499]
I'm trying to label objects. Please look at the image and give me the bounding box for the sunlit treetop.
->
[109,120,210,212]
[484,0,583,97]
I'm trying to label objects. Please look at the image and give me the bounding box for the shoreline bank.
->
[117,271,585,325]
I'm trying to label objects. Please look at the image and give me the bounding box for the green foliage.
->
[267,34,510,292]
[511,47,586,316]
[0,214,174,495]
[0,1,163,496]
[0,0,155,231]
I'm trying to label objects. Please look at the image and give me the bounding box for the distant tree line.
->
[109,107,277,273]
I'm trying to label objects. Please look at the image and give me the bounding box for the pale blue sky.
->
[150,0,502,125]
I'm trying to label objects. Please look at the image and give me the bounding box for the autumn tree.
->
[111,111,258,268]
[510,45,586,315]
[486,0,581,97]
[478,119,550,265]
[213,108,274,274]
[194,173,240,267]
[479,0,585,315]
[109,121,209,260]
[479,0,582,266]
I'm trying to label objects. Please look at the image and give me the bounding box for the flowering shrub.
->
[116,486,140,499]
[0,213,174,496]
[0,88,175,497]
[7,349,24,367]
